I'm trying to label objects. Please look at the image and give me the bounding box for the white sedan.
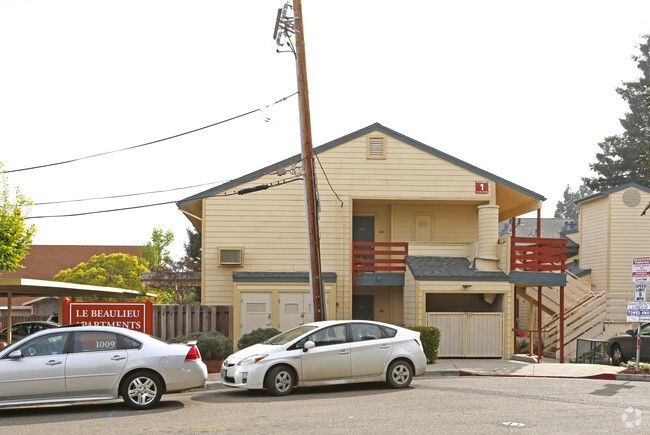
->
[221,320,427,395]
[0,325,207,409]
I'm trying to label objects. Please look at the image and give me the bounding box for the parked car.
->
[609,323,650,365]
[221,320,427,395]
[0,325,207,409]
[0,321,61,348]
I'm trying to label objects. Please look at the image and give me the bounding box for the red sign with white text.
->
[63,299,153,334]
[475,181,489,194]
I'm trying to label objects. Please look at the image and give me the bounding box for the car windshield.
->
[263,325,318,345]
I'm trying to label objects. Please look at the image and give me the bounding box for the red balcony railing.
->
[510,237,567,273]
[352,242,408,284]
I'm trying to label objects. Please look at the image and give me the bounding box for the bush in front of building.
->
[406,326,440,363]
[168,331,232,361]
[238,327,281,350]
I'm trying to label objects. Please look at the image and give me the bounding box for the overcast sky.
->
[2,0,649,259]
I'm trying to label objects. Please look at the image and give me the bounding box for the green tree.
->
[140,228,174,272]
[583,35,650,191]
[53,253,148,290]
[0,164,36,273]
[554,184,593,219]
[184,227,201,266]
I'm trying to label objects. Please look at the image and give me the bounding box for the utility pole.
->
[274,1,326,321]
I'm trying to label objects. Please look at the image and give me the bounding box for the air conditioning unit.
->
[219,248,243,265]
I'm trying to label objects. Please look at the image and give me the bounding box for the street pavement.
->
[206,354,650,390]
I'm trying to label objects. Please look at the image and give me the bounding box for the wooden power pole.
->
[275,1,326,321]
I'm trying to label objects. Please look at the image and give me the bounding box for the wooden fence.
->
[152,305,232,341]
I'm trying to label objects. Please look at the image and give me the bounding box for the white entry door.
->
[278,293,310,331]
[278,292,330,331]
[241,293,272,335]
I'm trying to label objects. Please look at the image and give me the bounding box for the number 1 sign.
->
[475,181,489,194]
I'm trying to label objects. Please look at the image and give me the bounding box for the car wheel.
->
[264,365,294,396]
[386,359,413,388]
[121,371,164,410]
[611,344,625,366]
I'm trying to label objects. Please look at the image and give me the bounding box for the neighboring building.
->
[178,123,567,358]
[0,245,141,317]
[575,183,650,336]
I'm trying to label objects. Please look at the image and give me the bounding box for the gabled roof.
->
[177,123,545,208]
[575,182,650,205]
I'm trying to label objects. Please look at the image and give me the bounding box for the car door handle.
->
[338,350,349,355]
[46,360,62,366]
[111,355,126,361]
[379,345,390,349]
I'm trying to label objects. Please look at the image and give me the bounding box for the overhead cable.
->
[31,179,232,206]
[25,176,302,219]
[6,92,298,174]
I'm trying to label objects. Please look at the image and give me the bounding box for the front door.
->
[0,332,70,402]
[353,216,375,258]
[300,324,351,381]
[353,294,374,320]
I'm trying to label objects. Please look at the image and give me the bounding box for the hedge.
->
[238,327,281,350]
[168,331,232,361]
[405,326,440,363]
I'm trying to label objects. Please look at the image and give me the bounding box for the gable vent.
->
[219,248,243,265]
[367,136,386,159]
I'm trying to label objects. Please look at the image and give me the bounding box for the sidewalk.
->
[204,356,649,390]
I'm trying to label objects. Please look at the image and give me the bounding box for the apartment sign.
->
[62,299,153,334]
[633,257,650,283]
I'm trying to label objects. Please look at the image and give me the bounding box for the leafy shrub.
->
[168,331,232,361]
[620,360,650,372]
[405,326,440,363]
[238,327,280,350]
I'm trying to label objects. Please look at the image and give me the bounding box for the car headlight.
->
[238,354,268,365]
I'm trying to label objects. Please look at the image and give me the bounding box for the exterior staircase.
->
[520,272,607,360]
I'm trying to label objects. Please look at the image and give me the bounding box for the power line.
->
[31,179,232,206]
[25,176,303,219]
[6,92,298,174]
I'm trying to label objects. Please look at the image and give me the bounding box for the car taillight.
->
[185,345,201,360]
[414,338,421,347]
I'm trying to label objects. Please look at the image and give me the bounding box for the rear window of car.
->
[381,326,397,338]
[121,335,142,350]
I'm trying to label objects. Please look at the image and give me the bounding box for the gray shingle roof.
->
[405,256,508,281]
[232,271,337,283]
[575,182,650,205]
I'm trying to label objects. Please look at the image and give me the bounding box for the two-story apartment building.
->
[178,123,565,357]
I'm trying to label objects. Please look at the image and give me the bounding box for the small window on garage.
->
[367,135,387,160]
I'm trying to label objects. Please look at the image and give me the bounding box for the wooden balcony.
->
[510,237,567,273]
[352,242,408,284]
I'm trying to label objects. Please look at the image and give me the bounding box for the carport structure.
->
[0,278,156,344]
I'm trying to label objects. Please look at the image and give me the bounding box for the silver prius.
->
[221,320,427,395]
[0,325,207,409]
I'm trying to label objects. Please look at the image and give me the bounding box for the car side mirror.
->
[302,340,315,352]
[626,329,636,336]
[8,350,22,359]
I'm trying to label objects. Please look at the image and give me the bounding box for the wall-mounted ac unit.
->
[219,248,243,265]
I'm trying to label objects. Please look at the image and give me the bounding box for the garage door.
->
[426,312,503,357]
